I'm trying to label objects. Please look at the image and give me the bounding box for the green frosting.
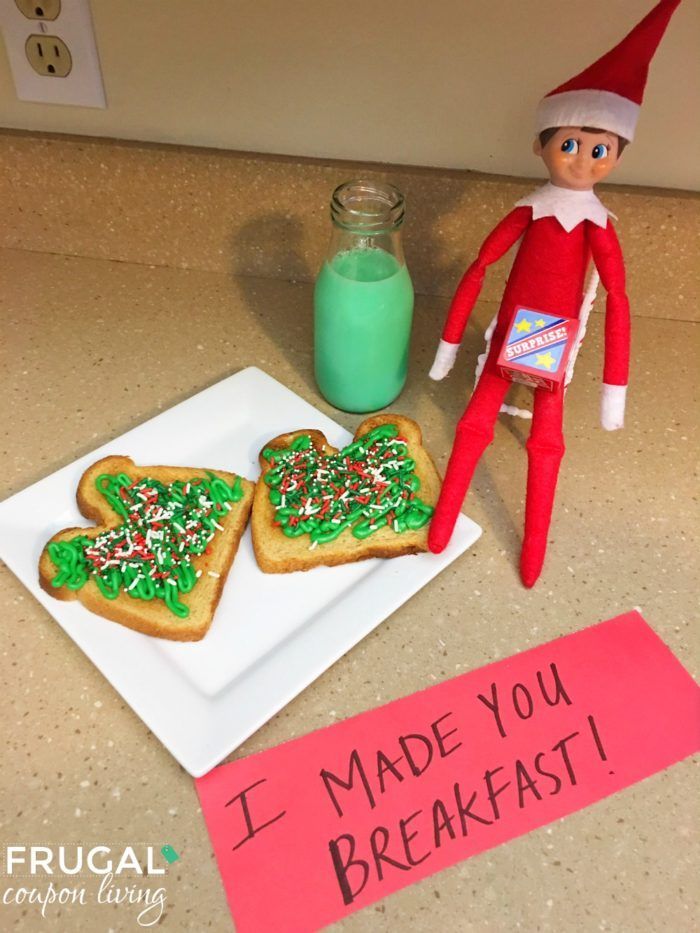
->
[47,471,244,619]
[262,424,433,545]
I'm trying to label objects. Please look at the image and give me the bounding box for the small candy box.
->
[497,306,580,390]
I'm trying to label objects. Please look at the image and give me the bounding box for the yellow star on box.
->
[535,318,546,328]
[515,319,532,333]
[535,351,557,370]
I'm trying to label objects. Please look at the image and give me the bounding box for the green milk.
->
[314,181,414,413]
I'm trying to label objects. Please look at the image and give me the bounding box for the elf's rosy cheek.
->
[552,152,575,171]
[591,158,613,178]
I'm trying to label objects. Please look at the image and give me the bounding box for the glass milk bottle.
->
[314,180,414,413]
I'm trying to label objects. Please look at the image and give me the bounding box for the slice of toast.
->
[39,455,255,641]
[252,414,440,573]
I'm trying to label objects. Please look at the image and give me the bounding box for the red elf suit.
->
[428,0,681,587]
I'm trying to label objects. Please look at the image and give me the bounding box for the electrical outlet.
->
[0,0,105,107]
[15,0,61,21]
[25,34,71,75]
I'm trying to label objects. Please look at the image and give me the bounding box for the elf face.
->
[534,127,622,191]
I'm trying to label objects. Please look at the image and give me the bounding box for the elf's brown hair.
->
[539,126,628,155]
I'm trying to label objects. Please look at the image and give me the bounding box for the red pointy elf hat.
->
[535,0,682,142]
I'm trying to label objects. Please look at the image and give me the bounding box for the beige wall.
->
[0,0,698,190]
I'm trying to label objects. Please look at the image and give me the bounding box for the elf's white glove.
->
[601,383,627,431]
[429,339,459,381]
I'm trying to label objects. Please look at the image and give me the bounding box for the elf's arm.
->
[429,206,531,380]
[589,221,631,431]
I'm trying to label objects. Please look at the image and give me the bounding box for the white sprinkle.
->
[196,570,202,578]
[212,521,224,531]
[208,571,220,578]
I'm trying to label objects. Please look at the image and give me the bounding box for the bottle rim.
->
[330,179,405,233]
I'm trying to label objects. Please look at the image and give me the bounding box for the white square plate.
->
[0,368,481,776]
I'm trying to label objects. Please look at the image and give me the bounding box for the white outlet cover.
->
[0,0,106,107]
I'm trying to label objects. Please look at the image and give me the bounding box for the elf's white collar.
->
[516,182,614,233]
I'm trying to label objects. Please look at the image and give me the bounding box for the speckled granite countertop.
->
[0,131,698,932]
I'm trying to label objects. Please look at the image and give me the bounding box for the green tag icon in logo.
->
[161,845,180,864]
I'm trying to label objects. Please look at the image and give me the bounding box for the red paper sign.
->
[196,612,699,933]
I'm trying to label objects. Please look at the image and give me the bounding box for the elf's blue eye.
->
[561,138,579,154]
[592,144,609,159]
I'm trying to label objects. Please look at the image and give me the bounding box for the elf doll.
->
[428,0,681,587]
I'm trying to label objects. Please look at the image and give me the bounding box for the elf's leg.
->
[429,370,510,553]
[520,385,566,588]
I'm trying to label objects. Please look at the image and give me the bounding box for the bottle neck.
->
[331,180,405,232]
[326,180,406,267]
[326,225,406,267]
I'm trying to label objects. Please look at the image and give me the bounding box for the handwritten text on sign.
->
[196,612,699,933]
